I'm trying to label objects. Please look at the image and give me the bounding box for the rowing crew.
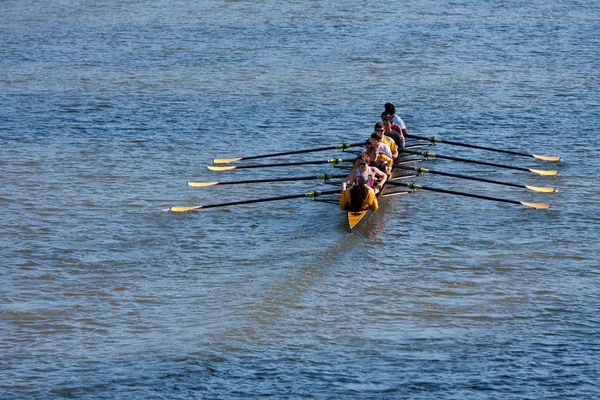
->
[340,103,408,212]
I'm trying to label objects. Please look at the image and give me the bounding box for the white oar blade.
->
[170,205,204,212]
[533,154,561,162]
[525,185,556,193]
[207,165,236,171]
[188,182,219,187]
[529,168,559,176]
[520,202,551,209]
[213,157,242,164]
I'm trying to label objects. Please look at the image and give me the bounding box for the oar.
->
[394,165,556,193]
[169,189,340,212]
[213,143,363,164]
[207,158,351,171]
[405,134,561,162]
[387,181,550,209]
[401,150,559,176]
[188,173,348,187]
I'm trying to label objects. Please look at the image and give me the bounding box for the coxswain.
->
[340,171,379,212]
[384,103,408,136]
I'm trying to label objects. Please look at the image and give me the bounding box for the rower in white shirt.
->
[372,123,398,160]
[384,102,408,137]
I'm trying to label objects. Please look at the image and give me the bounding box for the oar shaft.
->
[215,143,363,163]
[394,165,525,190]
[402,149,530,172]
[387,181,548,208]
[406,134,531,156]
[414,183,521,204]
[170,189,340,212]
[228,158,350,169]
[191,174,347,186]
[200,192,334,209]
[405,134,560,161]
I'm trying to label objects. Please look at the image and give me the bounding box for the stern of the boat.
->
[348,210,368,230]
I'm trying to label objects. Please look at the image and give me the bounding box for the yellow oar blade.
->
[532,154,561,162]
[207,165,237,171]
[169,205,204,212]
[525,185,556,193]
[213,157,242,164]
[529,169,559,176]
[188,182,219,187]
[520,202,551,209]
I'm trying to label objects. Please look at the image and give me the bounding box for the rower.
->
[363,138,393,174]
[371,131,393,159]
[384,103,408,136]
[381,112,403,135]
[340,171,379,212]
[373,123,398,160]
[381,113,405,150]
[342,153,387,193]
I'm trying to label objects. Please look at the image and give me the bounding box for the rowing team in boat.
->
[171,103,558,216]
[339,103,408,213]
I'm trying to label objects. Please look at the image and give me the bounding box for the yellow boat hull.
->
[347,210,369,229]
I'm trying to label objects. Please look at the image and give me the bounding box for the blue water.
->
[1,1,599,398]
